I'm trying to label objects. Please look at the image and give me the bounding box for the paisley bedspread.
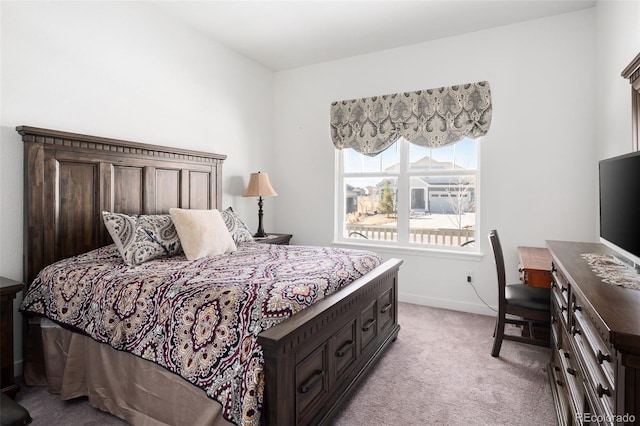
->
[20,243,381,426]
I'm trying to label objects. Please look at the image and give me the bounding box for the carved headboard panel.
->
[19,126,226,288]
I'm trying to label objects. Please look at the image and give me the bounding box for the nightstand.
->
[1,276,23,398]
[254,233,293,245]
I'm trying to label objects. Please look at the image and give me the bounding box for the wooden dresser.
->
[547,241,640,425]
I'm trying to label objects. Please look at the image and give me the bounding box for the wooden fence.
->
[346,224,475,246]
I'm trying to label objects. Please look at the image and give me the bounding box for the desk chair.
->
[489,230,550,357]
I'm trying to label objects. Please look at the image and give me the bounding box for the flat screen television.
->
[599,150,640,270]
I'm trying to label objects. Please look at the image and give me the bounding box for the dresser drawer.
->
[558,347,586,423]
[551,264,570,325]
[332,319,357,385]
[570,295,616,418]
[360,300,378,352]
[296,343,328,424]
[550,296,563,349]
[377,287,394,334]
[549,351,572,426]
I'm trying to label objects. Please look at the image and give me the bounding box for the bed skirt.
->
[30,321,232,426]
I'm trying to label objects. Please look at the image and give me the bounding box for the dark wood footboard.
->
[258,258,402,425]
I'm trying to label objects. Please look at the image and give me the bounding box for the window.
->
[336,137,478,250]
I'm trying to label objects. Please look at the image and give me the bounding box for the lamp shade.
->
[242,172,278,197]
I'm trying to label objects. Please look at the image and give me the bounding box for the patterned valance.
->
[330,81,492,156]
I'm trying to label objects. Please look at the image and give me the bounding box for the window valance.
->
[330,81,492,156]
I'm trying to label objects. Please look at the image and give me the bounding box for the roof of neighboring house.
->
[384,155,464,173]
[411,155,463,171]
[347,155,474,193]
[345,184,370,197]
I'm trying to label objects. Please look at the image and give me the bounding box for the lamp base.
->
[254,196,268,238]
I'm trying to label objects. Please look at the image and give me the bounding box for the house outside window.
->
[336,137,478,250]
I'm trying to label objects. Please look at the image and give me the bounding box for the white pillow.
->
[169,208,237,261]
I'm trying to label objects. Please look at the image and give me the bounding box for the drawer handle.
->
[572,303,582,312]
[596,383,611,398]
[380,303,392,314]
[335,340,354,358]
[566,367,577,376]
[362,319,376,332]
[552,264,557,273]
[560,305,567,313]
[561,286,568,293]
[597,350,611,364]
[570,326,580,336]
[551,315,556,324]
[299,370,325,394]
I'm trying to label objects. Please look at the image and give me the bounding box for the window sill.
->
[331,239,484,262]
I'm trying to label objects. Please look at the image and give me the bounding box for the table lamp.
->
[242,171,277,237]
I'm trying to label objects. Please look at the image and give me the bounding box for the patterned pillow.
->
[102,212,182,265]
[220,207,254,244]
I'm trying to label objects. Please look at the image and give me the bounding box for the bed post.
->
[21,134,45,289]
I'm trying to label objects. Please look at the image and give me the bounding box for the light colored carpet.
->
[14,302,556,425]
[331,302,555,425]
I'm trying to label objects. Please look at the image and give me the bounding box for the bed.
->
[18,126,402,426]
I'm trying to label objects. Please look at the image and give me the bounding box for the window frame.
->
[334,137,482,257]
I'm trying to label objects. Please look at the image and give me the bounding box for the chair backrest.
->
[488,230,507,303]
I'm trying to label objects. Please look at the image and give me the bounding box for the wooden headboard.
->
[19,126,226,289]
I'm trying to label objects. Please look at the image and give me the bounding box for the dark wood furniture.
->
[19,126,401,426]
[1,276,23,398]
[547,240,640,425]
[518,246,553,288]
[254,233,293,245]
[622,52,640,151]
[489,230,550,357]
[0,392,32,425]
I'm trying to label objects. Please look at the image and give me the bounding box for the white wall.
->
[0,1,275,373]
[595,0,640,161]
[273,10,599,314]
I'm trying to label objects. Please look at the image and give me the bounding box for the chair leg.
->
[528,320,536,340]
[491,312,506,357]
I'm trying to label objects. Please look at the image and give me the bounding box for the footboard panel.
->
[258,258,402,425]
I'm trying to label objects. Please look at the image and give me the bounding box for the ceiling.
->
[152,0,596,71]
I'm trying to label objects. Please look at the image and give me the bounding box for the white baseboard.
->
[398,292,497,317]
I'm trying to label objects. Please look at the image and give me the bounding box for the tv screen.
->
[599,151,640,266]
